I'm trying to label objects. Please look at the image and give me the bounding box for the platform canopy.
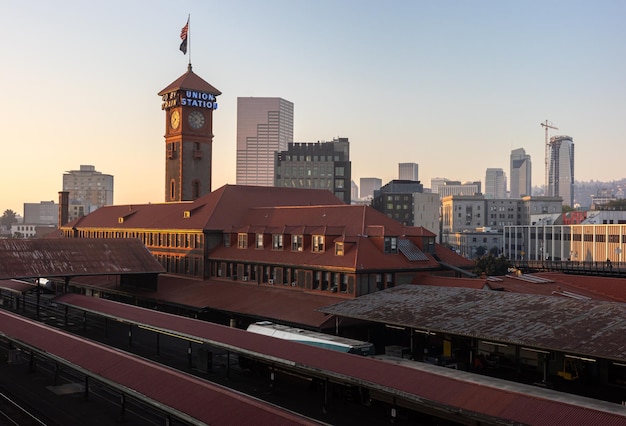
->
[0,238,164,280]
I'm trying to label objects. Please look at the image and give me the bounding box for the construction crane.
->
[541,120,558,195]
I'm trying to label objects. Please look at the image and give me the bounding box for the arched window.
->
[170,179,176,200]
[192,179,201,199]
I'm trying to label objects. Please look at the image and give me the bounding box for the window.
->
[312,235,325,252]
[272,234,283,250]
[256,233,264,249]
[237,233,247,249]
[192,180,201,199]
[335,242,344,256]
[291,235,303,251]
[384,236,398,253]
[170,179,176,200]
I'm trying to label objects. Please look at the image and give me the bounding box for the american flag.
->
[180,22,189,41]
[179,20,189,54]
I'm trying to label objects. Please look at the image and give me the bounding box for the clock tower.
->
[158,64,221,202]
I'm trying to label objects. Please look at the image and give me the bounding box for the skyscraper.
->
[398,163,419,181]
[548,135,575,207]
[485,168,507,199]
[510,148,532,198]
[236,97,294,186]
[430,177,449,194]
[360,177,382,199]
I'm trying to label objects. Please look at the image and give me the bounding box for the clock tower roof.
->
[158,64,221,96]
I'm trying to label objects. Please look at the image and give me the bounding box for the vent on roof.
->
[118,217,124,223]
[183,211,191,218]
[398,239,428,261]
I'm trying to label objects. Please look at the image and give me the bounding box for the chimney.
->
[58,191,69,228]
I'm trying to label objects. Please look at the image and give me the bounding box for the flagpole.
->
[187,14,191,67]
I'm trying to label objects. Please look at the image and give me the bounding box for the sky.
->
[1,1,625,216]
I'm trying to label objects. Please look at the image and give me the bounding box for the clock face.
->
[188,111,205,129]
[170,110,180,130]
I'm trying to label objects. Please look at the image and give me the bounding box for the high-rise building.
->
[62,165,113,221]
[159,65,221,201]
[510,148,532,198]
[360,178,382,200]
[398,163,419,181]
[430,177,449,194]
[485,168,507,199]
[412,192,441,236]
[274,138,351,204]
[548,135,575,207]
[237,97,294,186]
[371,180,424,226]
[351,180,359,202]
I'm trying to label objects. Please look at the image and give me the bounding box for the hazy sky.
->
[1,1,624,215]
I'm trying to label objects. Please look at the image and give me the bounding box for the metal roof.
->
[318,285,626,362]
[0,309,319,425]
[0,238,165,280]
[70,274,339,329]
[0,279,36,294]
[52,293,626,425]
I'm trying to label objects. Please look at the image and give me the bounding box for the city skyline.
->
[2,1,625,215]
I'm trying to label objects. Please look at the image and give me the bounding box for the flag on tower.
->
[179,20,189,54]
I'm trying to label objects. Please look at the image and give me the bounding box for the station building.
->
[59,66,473,299]
[61,184,473,299]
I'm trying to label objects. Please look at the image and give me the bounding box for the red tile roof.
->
[65,185,473,274]
[67,185,345,232]
[158,66,222,96]
[238,204,435,238]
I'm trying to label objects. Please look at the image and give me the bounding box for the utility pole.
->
[540,120,558,195]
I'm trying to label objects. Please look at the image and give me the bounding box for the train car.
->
[246,321,375,356]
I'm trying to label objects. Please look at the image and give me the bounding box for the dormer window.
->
[291,235,303,252]
[384,236,398,253]
[255,233,264,249]
[335,242,344,256]
[237,233,248,249]
[312,235,325,253]
[223,233,231,247]
[272,234,283,250]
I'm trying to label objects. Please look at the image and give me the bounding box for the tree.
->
[0,209,18,227]
[473,254,513,276]
[474,246,487,258]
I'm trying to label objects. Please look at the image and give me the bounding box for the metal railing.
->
[513,259,626,277]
